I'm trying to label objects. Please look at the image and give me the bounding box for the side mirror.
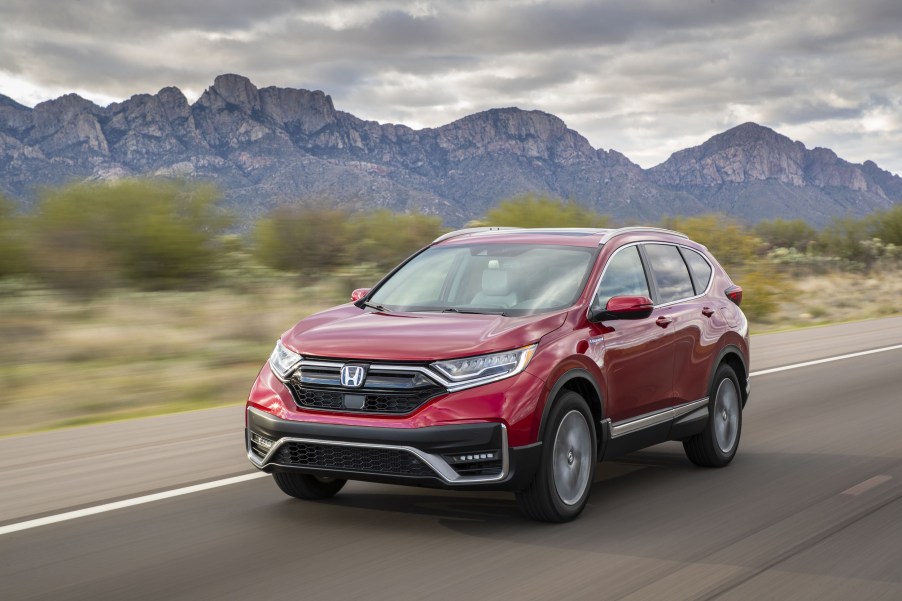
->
[590,295,654,321]
[350,288,371,302]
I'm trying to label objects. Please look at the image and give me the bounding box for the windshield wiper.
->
[361,300,392,313]
[441,308,509,316]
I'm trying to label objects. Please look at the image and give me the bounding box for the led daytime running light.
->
[433,344,537,383]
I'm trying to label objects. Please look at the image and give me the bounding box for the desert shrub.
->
[872,204,902,246]
[29,180,229,292]
[755,219,818,252]
[660,214,761,271]
[0,196,27,278]
[254,204,352,277]
[733,262,786,322]
[483,194,611,228]
[348,210,446,271]
[814,216,873,268]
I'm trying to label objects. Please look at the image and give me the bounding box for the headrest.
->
[482,269,510,296]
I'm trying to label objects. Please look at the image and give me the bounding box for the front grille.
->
[275,442,435,477]
[286,362,445,414]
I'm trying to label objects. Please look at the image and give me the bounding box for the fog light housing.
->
[250,433,275,458]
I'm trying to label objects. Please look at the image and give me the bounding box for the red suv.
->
[246,227,749,522]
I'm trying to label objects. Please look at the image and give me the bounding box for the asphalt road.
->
[2,316,902,600]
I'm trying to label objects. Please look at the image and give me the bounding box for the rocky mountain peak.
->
[0,73,899,226]
[259,86,337,134]
[649,121,809,187]
[434,107,596,163]
[0,94,29,111]
[199,73,261,113]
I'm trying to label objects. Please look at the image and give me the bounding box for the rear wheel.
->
[273,472,347,500]
[683,364,742,467]
[516,391,597,522]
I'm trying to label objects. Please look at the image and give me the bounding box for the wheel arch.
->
[712,345,749,407]
[538,369,605,443]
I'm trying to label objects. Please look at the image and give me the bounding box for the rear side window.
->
[644,244,694,304]
[679,247,713,294]
[593,246,650,311]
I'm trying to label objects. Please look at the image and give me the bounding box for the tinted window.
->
[679,247,713,294]
[644,244,694,304]
[593,246,650,312]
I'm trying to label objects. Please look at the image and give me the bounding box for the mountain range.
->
[1,73,900,226]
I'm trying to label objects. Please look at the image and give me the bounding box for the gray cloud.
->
[1,0,901,173]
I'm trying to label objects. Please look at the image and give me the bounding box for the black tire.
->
[516,391,597,522]
[683,364,742,467]
[272,472,347,500]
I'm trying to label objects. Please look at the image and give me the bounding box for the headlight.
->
[268,339,302,380]
[432,344,538,388]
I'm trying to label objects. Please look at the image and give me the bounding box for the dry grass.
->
[0,285,335,435]
[1,269,899,436]
[751,268,902,333]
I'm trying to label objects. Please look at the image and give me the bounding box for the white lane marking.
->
[750,344,902,377]
[3,343,902,536]
[0,472,267,536]
[841,475,892,496]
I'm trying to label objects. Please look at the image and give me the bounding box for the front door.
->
[589,244,673,422]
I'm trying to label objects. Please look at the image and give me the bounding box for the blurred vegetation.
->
[0,195,28,278]
[1,181,900,434]
[481,194,612,228]
[26,180,230,294]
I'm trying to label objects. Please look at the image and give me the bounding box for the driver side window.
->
[593,246,651,312]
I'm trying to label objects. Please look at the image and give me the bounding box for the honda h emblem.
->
[340,364,367,388]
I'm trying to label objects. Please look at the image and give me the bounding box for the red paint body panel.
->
[246,227,750,456]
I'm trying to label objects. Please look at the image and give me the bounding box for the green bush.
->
[733,262,787,322]
[29,180,230,292]
[872,204,902,246]
[482,194,611,228]
[349,210,446,271]
[755,219,818,252]
[254,204,353,277]
[661,214,761,271]
[0,196,27,278]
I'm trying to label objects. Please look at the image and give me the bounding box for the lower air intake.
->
[275,442,435,477]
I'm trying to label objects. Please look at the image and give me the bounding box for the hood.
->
[282,305,568,362]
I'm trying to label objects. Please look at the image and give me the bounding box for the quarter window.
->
[679,247,713,294]
[644,244,694,304]
[593,246,650,312]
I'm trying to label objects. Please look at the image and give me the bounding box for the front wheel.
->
[516,391,597,522]
[273,472,347,500]
[683,364,742,467]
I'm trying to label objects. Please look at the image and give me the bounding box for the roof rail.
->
[431,226,521,244]
[599,226,688,244]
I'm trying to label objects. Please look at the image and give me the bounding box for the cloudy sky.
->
[1,0,901,173]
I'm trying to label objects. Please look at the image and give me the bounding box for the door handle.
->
[702,307,715,317]
[655,316,673,328]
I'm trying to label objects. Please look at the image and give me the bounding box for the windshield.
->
[367,243,597,316]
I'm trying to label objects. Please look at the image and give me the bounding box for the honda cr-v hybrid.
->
[245,226,749,522]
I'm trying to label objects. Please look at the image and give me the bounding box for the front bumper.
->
[246,407,541,491]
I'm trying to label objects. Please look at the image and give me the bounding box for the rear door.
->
[641,243,710,406]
